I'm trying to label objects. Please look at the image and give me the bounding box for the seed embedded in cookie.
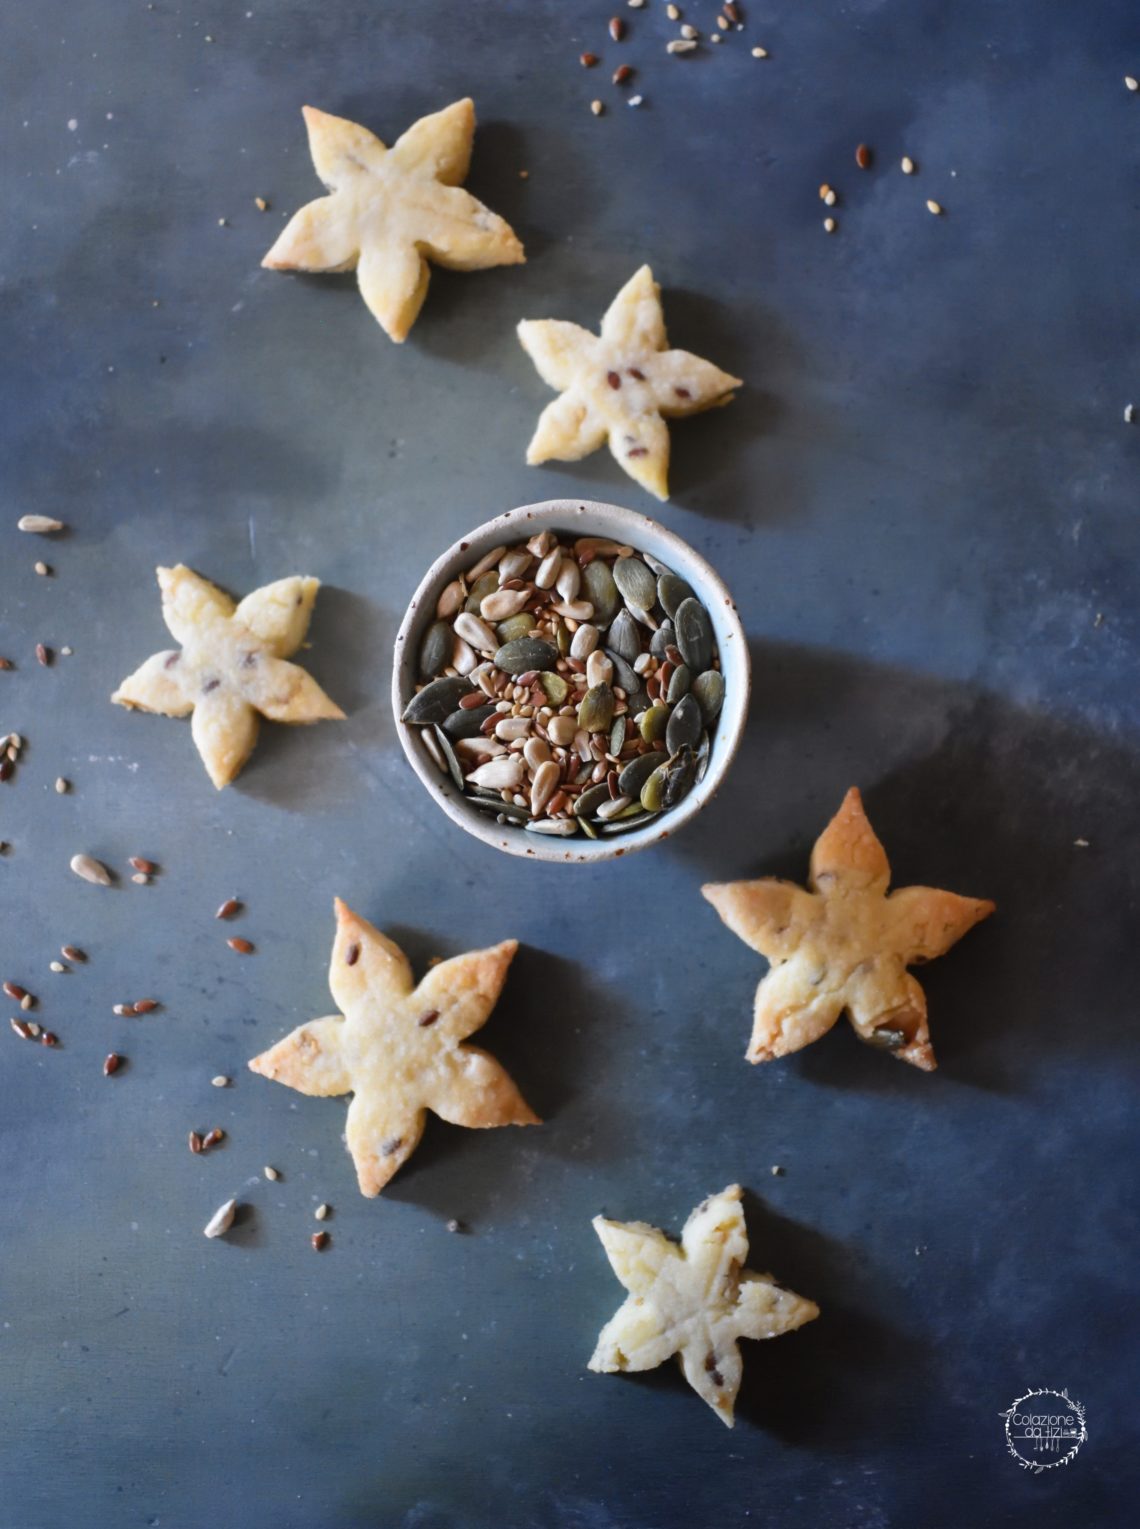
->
[402,534,725,841]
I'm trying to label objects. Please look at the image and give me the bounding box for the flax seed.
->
[609,17,625,41]
[189,1131,203,1154]
[311,1231,329,1251]
[215,897,242,920]
[61,946,85,962]
[580,51,599,67]
[855,143,872,169]
[227,937,254,954]
[263,1165,279,1181]
[104,1052,123,1075]
[133,998,158,1014]
[36,644,51,666]
[129,857,158,874]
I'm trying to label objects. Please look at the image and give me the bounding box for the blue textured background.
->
[0,2,1136,1526]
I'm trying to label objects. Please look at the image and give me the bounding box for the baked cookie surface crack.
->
[262,99,525,342]
[112,566,343,788]
[248,900,538,1196]
[589,1184,818,1427]
[518,264,742,500]
[702,787,995,1070]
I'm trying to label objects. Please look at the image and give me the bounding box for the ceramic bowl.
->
[392,498,750,863]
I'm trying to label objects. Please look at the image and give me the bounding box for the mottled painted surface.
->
[0,2,1136,1526]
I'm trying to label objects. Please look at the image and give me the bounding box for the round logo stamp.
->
[999,1388,1087,1472]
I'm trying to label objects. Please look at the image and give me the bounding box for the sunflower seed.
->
[604,649,639,692]
[586,650,613,689]
[442,703,497,739]
[691,669,725,725]
[467,545,507,580]
[582,561,620,625]
[434,727,466,790]
[666,693,702,753]
[468,756,524,791]
[552,599,594,622]
[657,572,694,618]
[495,636,559,674]
[17,514,65,534]
[596,794,632,821]
[481,587,530,622]
[666,663,692,703]
[70,853,112,886]
[204,1198,237,1239]
[436,578,466,619]
[612,556,656,611]
[498,549,533,581]
[419,620,454,679]
[535,549,562,588]
[453,612,498,654]
[555,558,581,601]
[608,608,641,663]
[402,675,475,724]
[524,738,551,770]
[674,597,713,671]
[529,759,560,813]
[495,715,531,743]
[570,624,599,660]
[693,730,711,782]
[650,621,675,658]
[578,682,615,734]
[455,737,505,759]
[525,818,579,836]
[451,636,478,674]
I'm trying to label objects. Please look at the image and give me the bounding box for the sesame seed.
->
[1124,403,1134,423]
[771,1164,784,1176]
[590,99,604,116]
[49,961,65,973]
[1126,76,1138,91]
[901,155,915,174]
[315,1203,330,1221]
[35,561,50,577]
[751,45,768,58]
[211,1075,230,1088]
[254,197,268,211]
[627,0,645,8]
[628,94,644,106]
[926,199,942,215]
[666,3,680,17]
[823,217,836,233]
[680,23,697,38]
[131,872,149,884]
[264,1165,279,1181]
[54,777,69,794]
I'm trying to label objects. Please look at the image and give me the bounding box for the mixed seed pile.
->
[403,530,725,841]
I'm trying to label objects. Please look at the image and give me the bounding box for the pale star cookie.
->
[248,900,539,1196]
[589,1184,819,1427]
[112,566,343,789]
[262,99,525,342]
[517,264,742,500]
[702,786,995,1071]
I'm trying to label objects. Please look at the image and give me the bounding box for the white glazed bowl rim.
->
[391,498,751,864]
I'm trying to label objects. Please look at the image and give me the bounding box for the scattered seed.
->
[751,45,768,58]
[189,1131,204,1153]
[215,897,242,920]
[204,1198,237,1239]
[613,63,634,84]
[580,51,599,67]
[609,16,624,41]
[680,23,698,38]
[49,961,65,973]
[61,946,85,962]
[24,1021,39,1037]
[227,937,254,954]
[203,1128,225,1149]
[20,993,34,1012]
[311,1231,329,1251]
[771,1164,784,1176]
[129,857,158,874]
[70,853,112,886]
[17,514,64,534]
[666,2,680,17]
[315,1203,330,1221]
[131,872,149,885]
[667,38,697,53]
[212,1075,229,1088]
[446,1218,463,1233]
[901,155,915,174]
[133,998,158,1014]
[1126,76,1138,91]
[3,981,27,1001]
[926,199,942,215]
[40,1031,58,1047]
[254,196,268,211]
[60,646,72,657]
[54,777,69,794]
[0,658,11,670]
[264,1165,279,1181]
[628,0,645,7]
[591,99,605,116]
[35,561,51,577]
[10,1018,31,1039]
[113,1003,135,1016]
[824,217,836,233]
[103,1052,123,1076]
[36,644,51,666]
[855,143,872,169]
[1125,403,1134,423]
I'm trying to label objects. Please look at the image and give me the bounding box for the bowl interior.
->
[392,499,750,863]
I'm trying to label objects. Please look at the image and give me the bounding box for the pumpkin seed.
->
[578,815,599,839]
[582,561,620,625]
[666,663,691,703]
[555,622,572,656]
[496,612,536,644]
[609,716,626,757]
[467,795,531,823]
[693,730,711,783]
[666,693,702,753]
[642,552,673,578]
[419,620,454,679]
[578,682,615,734]
[691,669,725,725]
[433,726,465,790]
[608,608,641,663]
[540,670,569,705]
[650,621,675,658]
[864,1025,908,1051]
[657,572,694,618]
[600,811,656,834]
[573,782,612,819]
[442,703,497,739]
[640,748,694,812]
[495,636,559,674]
[604,648,639,693]
[464,570,499,612]
[612,556,656,612]
[421,727,447,775]
[639,703,669,743]
[525,818,579,836]
[618,752,661,796]
[402,675,474,724]
[674,597,713,671]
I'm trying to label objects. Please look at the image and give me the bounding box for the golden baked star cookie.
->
[702,787,995,1070]
[589,1184,818,1428]
[517,264,741,500]
[248,900,538,1196]
[112,566,343,789]
[262,99,525,342]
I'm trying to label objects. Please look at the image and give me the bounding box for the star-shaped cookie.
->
[248,900,539,1196]
[262,99,525,342]
[702,787,995,1071]
[112,566,343,789]
[517,264,741,500]
[589,1184,819,1428]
